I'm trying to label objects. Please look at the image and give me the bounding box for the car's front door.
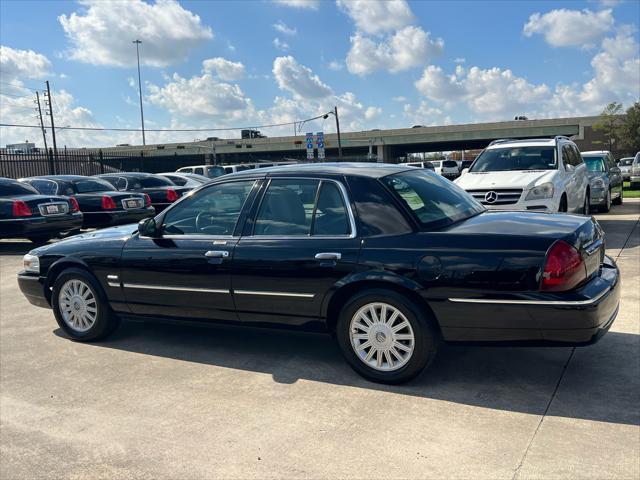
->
[119,179,258,321]
[231,177,361,326]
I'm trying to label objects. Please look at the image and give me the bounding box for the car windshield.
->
[74,179,116,193]
[619,158,633,166]
[205,166,226,178]
[0,181,39,196]
[584,156,606,172]
[137,176,173,188]
[382,170,484,230]
[470,146,557,172]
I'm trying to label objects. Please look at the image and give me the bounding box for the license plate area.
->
[38,202,68,216]
[122,198,143,209]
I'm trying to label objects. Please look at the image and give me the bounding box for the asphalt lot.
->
[1,201,638,479]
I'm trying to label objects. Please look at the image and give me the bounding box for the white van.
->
[176,165,226,179]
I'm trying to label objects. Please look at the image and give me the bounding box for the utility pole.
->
[334,106,342,160]
[44,80,58,161]
[133,39,146,145]
[35,91,49,153]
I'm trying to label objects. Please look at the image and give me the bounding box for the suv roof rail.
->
[554,135,571,143]
[487,138,516,146]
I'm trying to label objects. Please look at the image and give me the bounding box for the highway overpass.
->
[102,115,605,163]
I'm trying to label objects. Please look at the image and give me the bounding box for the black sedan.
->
[0,177,82,243]
[96,173,191,213]
[22,175,155,229]
[17,164,620,384]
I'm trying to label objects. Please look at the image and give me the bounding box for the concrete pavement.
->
[1,200,638,479]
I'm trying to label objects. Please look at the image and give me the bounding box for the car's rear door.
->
[119,179,259,321]
[231,176,360,327]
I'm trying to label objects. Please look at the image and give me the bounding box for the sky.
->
[0,0,639,148]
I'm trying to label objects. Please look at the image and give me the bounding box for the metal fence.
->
[0,149,210,179]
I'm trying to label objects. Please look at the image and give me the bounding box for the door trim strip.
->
[234,290,315,298]
[122,283,230,294]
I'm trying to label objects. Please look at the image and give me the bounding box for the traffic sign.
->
[316,131,325,160]
[306,132,314,160]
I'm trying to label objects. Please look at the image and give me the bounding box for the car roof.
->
[26,175,101,182]
[99,172,156,177]
[227,162,414,179]
[486,137,570,149]
[0,177,22,184]
[581,151,609,155]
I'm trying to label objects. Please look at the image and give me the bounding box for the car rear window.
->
[138,176,173,188]
[0,181,39,196]
[74,179,116,193]
[382,170,484,230]
[206,166,225,178]
[443,161,458,168]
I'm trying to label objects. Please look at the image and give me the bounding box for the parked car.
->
[223,164,253,174]
[403,161,435,171]
[440,160,460,180]
[175,165,226,179]
[617,157,634,181]
[158,172,210,188]
[0,177,82,243]
[96,173,190,213]
[18,164,619,384]
[581,151,623,212]
[631,152,640,190]
[455,136,590,213]
[22,175,154,229]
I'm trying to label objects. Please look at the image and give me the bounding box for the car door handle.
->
[205,250,229,258]
[315,252,342,260]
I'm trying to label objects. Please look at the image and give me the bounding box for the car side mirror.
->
[138,217,160,238]
[611,166,621,174]
[461,168,469,175]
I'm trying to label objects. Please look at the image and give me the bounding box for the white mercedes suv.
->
[455,136,590,214]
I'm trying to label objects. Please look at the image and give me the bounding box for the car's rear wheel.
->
[601,189,611,213]
[335,289,439,384]
[582,190,590,215]
[51,268,119,341]
[613,187,623,205]
[27,235,51,244]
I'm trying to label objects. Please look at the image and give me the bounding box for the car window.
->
[472,146,557,172]
[584,157,606,173]
[166,175,187,186]
[619,158,633,166]
[206,166,225,178]
[382,170,484,230]
[571,146,584,166]
[139,176,173,188]
[75,179,116,193]
[100,176,120,189]
[162,180,256,236]
[431,161,442,167]
[0,181,39,196]
[443,161,458,168]
[178,167,193,174]
[313,182,351,236]
[254,179,319,236]
[194,167,204,175]
[29,179,58,195]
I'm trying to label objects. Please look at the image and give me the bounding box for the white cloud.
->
[392,96,407,102]
[337,0,415,35]
[364,106,382,120]
[346,26,444,75]
[273,0,319,9]
[58,0,213,67]
[0,45,51,82]
[273,37,290,52]
[202,57,245,81]
[415,29,639,120]
[598,0,622,7]
[454,57,466,64]
[273,20,297,35]
[272,56,333,99]
[523,8,614,48]
[328,60,343,71]
[403,101,450,126]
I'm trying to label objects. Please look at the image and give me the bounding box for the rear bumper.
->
[434,255,620,345]
[0,213,83,238]
[82,207,154,228]
[17,272,49,309]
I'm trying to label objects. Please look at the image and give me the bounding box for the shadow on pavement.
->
[56,319,639,427]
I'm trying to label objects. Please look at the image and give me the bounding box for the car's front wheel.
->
[336,289,439,384]
[51,268,119,341]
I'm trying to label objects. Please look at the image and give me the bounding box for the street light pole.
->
[133,39,146,146]
[334,106,342,160]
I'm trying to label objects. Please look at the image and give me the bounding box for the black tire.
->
[631,182,640,190]
[27,235,51,244]
[558,195,568,213]
[51,268,120,341]
[583,190,590,215]
[601,190,611,213]
[613,187,623,206]
[335,289,439,384]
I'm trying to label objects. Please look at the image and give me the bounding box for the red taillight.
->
[69,197,80,212]
[166,189,178,202]
[144,193,151,207]
[12,200,32,217]
[541,240,586,292]
[101,195,116,210]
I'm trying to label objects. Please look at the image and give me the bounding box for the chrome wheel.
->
[58,279,97,333]
[349,302,415,372]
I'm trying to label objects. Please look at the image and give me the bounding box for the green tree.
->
[593,102,624,154]
[618,102,640,155]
